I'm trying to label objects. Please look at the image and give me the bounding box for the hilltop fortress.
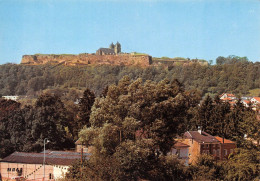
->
[21,42,152,67]
[21,42,208,67]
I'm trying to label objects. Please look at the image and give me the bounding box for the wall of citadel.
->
[21,54,152,67]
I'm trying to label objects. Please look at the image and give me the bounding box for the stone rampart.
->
[21,54,152,67]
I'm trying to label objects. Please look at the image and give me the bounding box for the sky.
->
[0,0,260,64]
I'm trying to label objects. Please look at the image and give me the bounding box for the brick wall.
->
[181,139,201,164]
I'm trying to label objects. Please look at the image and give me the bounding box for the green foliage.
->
[0,94,74,158]
[216,55,249,65]
[69,88,96,140]
[188,150,260,181]
[192,96,259,146]
[131,52,149,56]
[188,154,225,180]
[248,88,260,96]
[0,60,259,97]
[74,76,197,180]
[224,148,260,181]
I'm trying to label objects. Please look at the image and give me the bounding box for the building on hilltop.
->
[96,42,121,55]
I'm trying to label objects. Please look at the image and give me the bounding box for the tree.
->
[188,154,225,181]
[224,148,260,181]
[76,76,197,180]
[29,93,71,151]
[73,88,95,139]
[193,95,214,134]
[0,98,21,158]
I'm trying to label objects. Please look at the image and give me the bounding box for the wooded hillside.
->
[0,60,259,97]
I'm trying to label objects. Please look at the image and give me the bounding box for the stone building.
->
[96,42,121,55]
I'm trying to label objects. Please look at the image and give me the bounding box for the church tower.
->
[114,42,121,54]
[109,42,115,49]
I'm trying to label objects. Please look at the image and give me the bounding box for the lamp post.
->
[43,138,50,181]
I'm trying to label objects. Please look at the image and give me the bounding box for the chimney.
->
[198,126,202,134]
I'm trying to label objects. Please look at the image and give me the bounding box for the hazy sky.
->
[0,0,259,64]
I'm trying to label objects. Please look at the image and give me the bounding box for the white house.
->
[2,96,19,101]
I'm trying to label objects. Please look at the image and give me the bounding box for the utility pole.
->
[43,138,50,181]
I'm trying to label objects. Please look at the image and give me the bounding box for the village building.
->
[219,93,236,101]
[219,93,237,106]
[180,128,236,164]
[2,96,19,101]
[0,151,89,181]
[214,136,236,160]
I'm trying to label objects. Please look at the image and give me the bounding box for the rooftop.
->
[173,142,190,148]
[184,131,220,143]
[215,136,235,144]
[1,150,90,166]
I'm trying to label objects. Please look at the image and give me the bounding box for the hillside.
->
[0,61,259,97]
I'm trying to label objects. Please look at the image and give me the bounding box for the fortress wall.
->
[21,54,152,67]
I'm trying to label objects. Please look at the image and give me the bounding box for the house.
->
[219,93,240,107]
[169,142,190,166]
[0,151,90,181]
[75,139,93,154]
[251,97,260,108]
[180,128,236,164]
[219,93,236,101]
[242,99,251,107]
[2,96,19,101]
[214,136,236,160]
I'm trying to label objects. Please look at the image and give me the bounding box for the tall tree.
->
[30,93,70,151]
[74,88,95,138]
[77,76,197,180]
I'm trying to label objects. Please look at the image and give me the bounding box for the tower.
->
[114,42,121,54]
[109,42,115,49]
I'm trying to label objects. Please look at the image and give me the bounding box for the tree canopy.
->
[76,76,198,180]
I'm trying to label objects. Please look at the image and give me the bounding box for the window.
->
[49,173,53,179]
[217,149,220,156]
[224,149,227,156]
[201,144,204,148]
[12,168,15,172]
[213,149,216,155]
[176,149,180,157]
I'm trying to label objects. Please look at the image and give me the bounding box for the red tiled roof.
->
[227,94,235,97]
[173,142,190,148]
[222,97,232,101]
[253,97,260,102]
[243,100,250,104]
[215,136,235,144]
[184,131,220,143]
[220,93,236,98]
[0,151,90,166]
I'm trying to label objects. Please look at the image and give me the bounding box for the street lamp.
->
[43,138,50,181]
